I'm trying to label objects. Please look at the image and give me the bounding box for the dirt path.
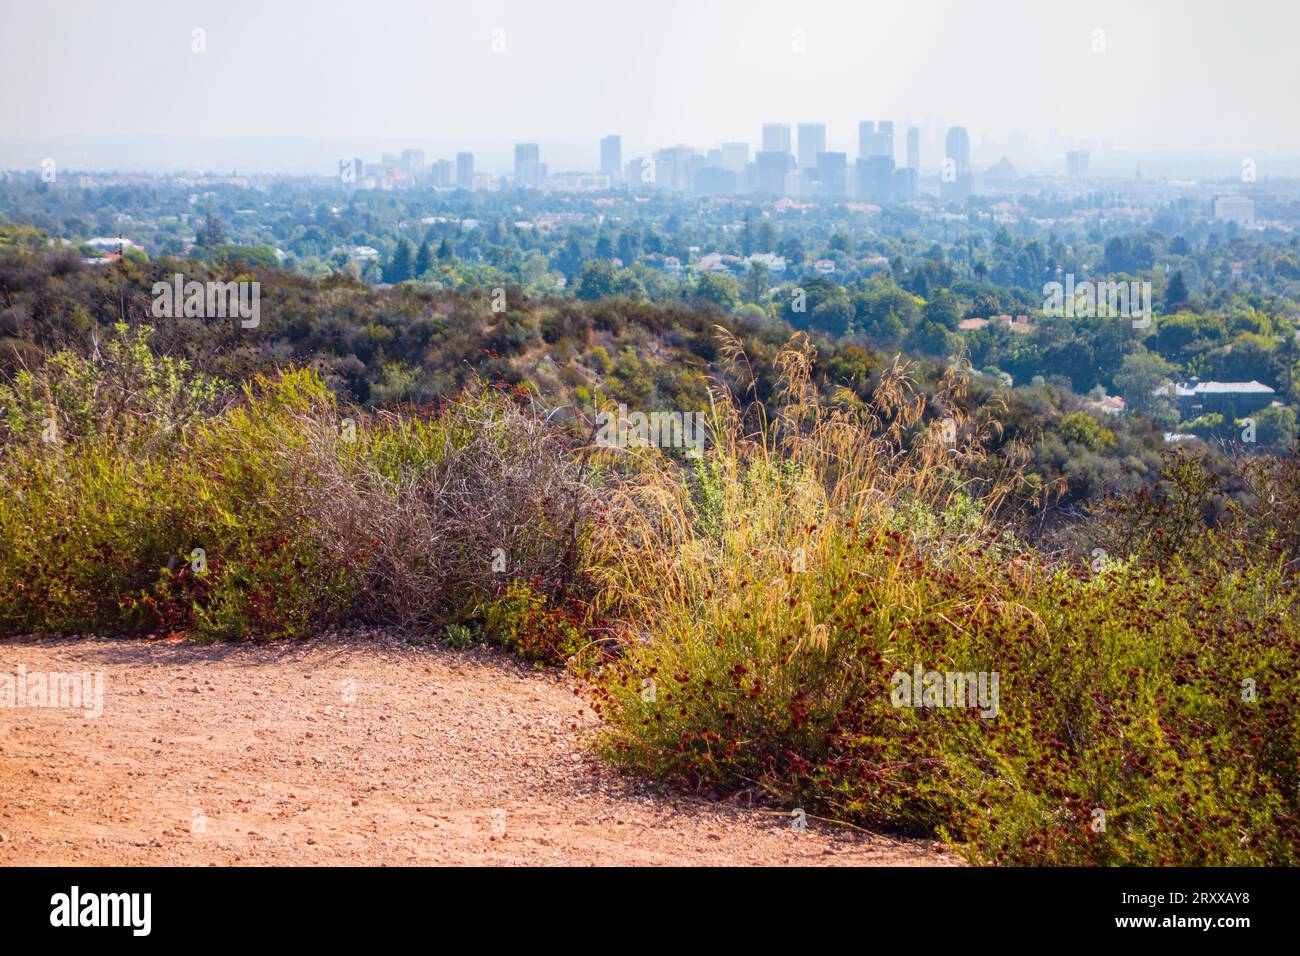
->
[0,634,951,866]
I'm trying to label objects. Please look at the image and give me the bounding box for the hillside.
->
[1,246,1297,866]
[0,246,1192,518]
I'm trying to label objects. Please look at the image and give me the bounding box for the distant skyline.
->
[2,0,1298,176]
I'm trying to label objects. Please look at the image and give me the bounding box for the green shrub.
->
[0,441,183,634]
[588,338,1300,865]
[0,328,600,646]
[482,577,586,664]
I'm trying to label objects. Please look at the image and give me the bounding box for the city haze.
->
[1,0,1298,176]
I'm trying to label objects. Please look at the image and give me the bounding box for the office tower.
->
[431,159,453,187]
[755,150,792,196]
[401,149,426,174]
[858,121,893,160]
[855,155,895,202]
[906,126,920,171]
[514,143,545,186]
[816,151,847,199]
[625,156,654,189]
[1066,150,1089,178]
[762,123,792,155]
[941,126,972,201]
[456,152,474,190]
[514,143,539,166]
[600,135,622,178]
[652,146,698,193]
[797,123,826,169]
[720,142,749,172]
[945,127,970,176]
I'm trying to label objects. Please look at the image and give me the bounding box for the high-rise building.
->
[456,152,474,190]
[514,143,545,186]
[762,123,792,155]
[941,126,972,201]
[720,142,749,172]
[600,135,622,179]
[816,151,847,199]
[859,121,894,161]
[855,155,895,202]
[755,150,792,196]
[906,126,920,172]
[797,123,826,169]
[401,149,426,174]
[1066,150,1089,178]
[431,159,453,187]
[652,146,697,193]
[624,157,646,189]
[945,127,970,176]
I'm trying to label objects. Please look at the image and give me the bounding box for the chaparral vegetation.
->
[1,243,1296,866]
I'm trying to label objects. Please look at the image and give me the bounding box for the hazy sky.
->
[1,0,1297,174]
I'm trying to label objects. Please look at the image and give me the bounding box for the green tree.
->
[923,288,962,331]
[1114,350,1178,420]
[810,299,852,338]
[385,238,415,283]
[415,241,433,278]
[742,262,769,304]
[616,231,641,265]
[692,272,740,311]
[196,212,226,249]
[1165,270,1190,310]
[576,260,615,300]
[1255,404,1298,448]
[907,320,957,357]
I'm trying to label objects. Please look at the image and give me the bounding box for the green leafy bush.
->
[482,577,587,663]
